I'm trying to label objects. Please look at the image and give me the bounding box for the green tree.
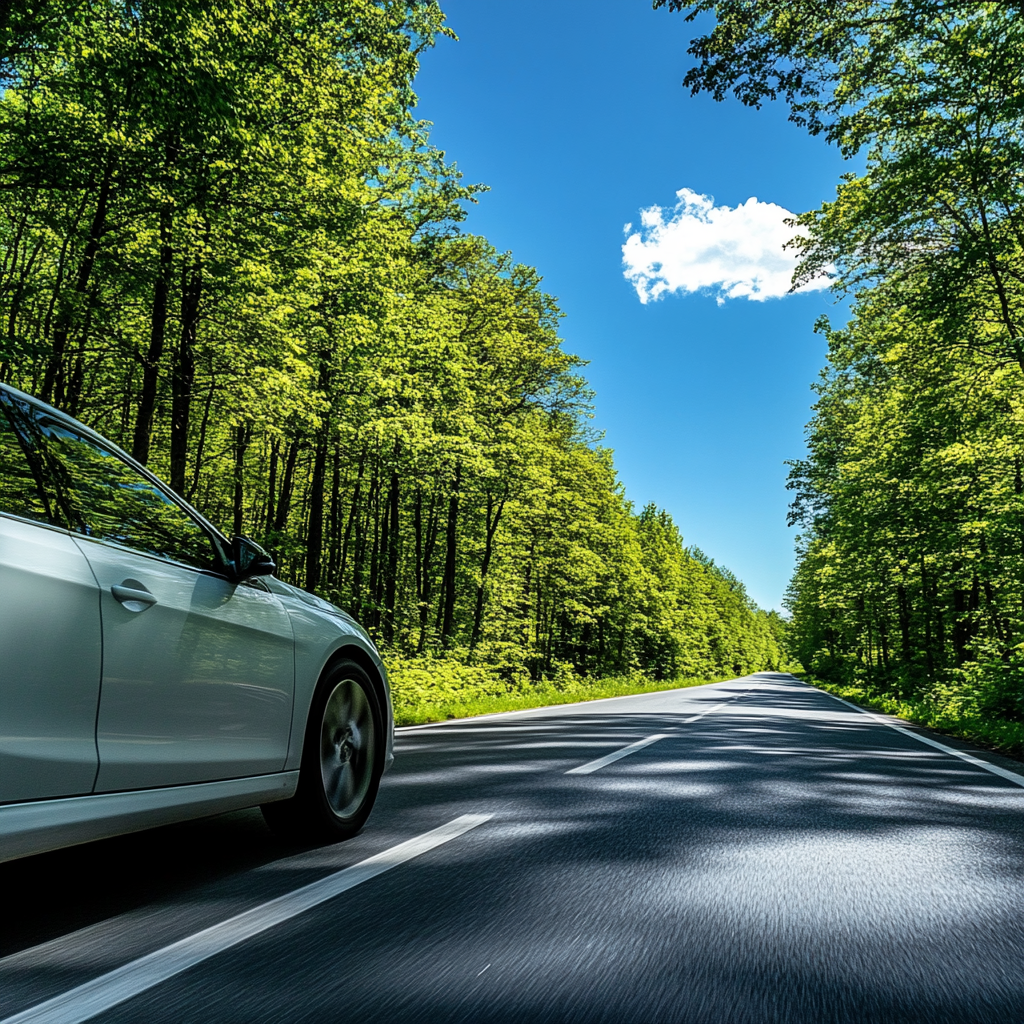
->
[0,0,782,694]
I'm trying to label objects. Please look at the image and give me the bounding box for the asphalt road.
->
[3,673,1024,1024]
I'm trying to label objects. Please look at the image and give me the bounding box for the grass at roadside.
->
[797,673,1024,761]
[386,655,734,727]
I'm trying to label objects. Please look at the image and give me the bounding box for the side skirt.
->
[0,772,299,864]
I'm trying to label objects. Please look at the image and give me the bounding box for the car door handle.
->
[111,583,158,611]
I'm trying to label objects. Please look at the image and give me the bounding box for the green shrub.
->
[805,675,1024,760]
[384,654,729,726]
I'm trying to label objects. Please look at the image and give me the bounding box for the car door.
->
[0,390,101,803]
[31,413,295,792]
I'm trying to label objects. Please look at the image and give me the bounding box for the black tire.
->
[262,658,384,842]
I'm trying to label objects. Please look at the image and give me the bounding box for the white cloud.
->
[621,188,830,305]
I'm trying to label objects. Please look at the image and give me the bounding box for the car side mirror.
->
[231,535,276,581]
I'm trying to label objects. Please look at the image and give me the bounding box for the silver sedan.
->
[0,382,393,864]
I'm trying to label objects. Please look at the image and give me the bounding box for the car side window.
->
[0,392,64,527]
[31,417,219,571]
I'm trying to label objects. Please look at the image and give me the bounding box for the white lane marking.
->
[681,701,729,725]
[819,690,1024,790]
[566,734,669,774]
[2,814,492,1024]
[564,696,741,775]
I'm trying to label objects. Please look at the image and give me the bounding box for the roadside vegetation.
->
[0,1,785,702]
[388,660,738,726]
[800,674,1024,760]
[663,1,1024,749]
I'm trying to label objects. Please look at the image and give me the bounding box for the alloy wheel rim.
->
[319,678,375,819]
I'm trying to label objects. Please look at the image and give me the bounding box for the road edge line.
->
[815,687,1024,790]
[1,814,492,1024]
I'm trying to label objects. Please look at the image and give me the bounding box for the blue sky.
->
[414,0,854,611]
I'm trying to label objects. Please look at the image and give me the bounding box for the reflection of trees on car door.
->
[76,534,295,790]
[0,393,101,802]
[29,418,297,791]
[4,395,295,794]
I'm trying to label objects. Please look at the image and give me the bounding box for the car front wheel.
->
[263,658,384,842]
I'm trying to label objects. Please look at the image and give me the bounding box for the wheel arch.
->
[323,643,387,710]
[264,641,391,840]
[288,641,393,774]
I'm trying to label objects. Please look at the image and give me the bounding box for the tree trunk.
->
[355,469,379,615]
[382,462,400,644]
[952,586,968,665]
[440,462,460,648]
[919,557,935,676]
[416,485,439,652]
[265,438,280,535]
[470,489,506,651]
[1018,457,1024,629]
[64,286,97,416]
[273,439,300,535]
[170,261,201,496]
[1,206,39,382]
[368,467,382,629]
[897,582,912,669]
[133,207,173,464]
[187,374,215,500]
[305,437,329,592]
[414,486,424,613]
[340,452,365,599]
[42,158,114,406]
[327,447,342,586]
[232,423,250,537]
[352,470,371,611]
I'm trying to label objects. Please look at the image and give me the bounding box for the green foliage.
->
[805,676,1024,759]
[0,0,781,694]
[387,654,732,726]
[781,186,1024,727]
[665,1,1024,364]
[668,1,1024,738]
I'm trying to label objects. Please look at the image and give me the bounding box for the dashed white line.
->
[1,814,492,1024]
[681,701,729,725]
[564,695,742,775]
[565,733,670,775]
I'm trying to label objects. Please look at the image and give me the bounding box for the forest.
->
[0,0,785,712]
[665,0,1024,748]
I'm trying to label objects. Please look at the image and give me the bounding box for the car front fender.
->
[280,603,393,773]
